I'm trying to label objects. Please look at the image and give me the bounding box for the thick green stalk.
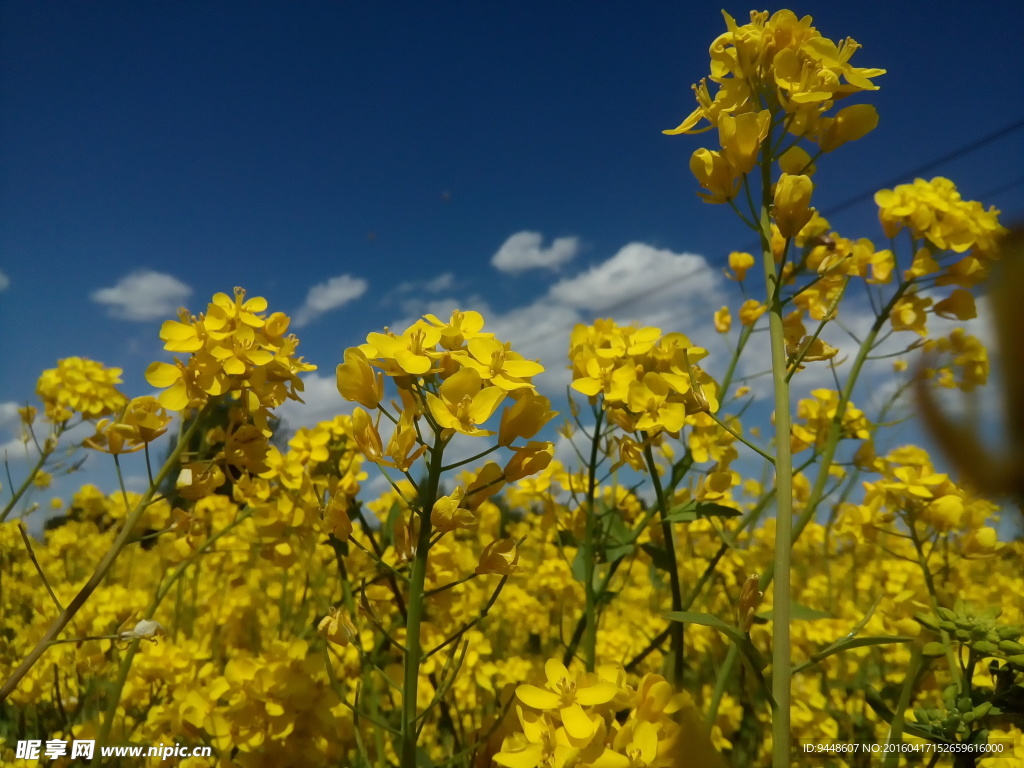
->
[762,210,795,768]
[400,435,444,767]
[761,280,910,587]
[755,129,794,766]
[0,407,208,702]
[706,283,913,737]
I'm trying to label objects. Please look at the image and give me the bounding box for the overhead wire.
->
[515,117,1024,352]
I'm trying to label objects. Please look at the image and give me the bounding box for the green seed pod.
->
[978,606,1003,623]
[998,640,1024,655]
[939,620,957,632]
[996,625,1022,641]
[922,641,947,657]
[971,701,992,720]
[937,607,957,622]
[972,640,999,655]
[955,629,972,642]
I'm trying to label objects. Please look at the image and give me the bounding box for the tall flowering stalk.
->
[664,10,887,765]
[666,9,1008,765]
[334,310,556,765]
[566,320,721,687]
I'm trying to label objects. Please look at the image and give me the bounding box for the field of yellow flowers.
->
[3,9,1023,768]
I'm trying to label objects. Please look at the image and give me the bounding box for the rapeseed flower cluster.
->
[3,454,1022,765]
[35,357,129,423]
[665,8,884,207]
[146,287,315,426]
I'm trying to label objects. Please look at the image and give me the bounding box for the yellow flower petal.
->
[516,684,560,710]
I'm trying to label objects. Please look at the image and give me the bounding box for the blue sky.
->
[2,2,1022,521]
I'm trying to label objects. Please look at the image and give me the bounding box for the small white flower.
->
[119,619,167,643]
[175,468,193,488]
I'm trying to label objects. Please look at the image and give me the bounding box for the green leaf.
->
[604,510,632,542]
[663,501,741,524]
[693,502,742,519]
[663,501,697,524]
[665,611,774,706]
[793,635,916,675]
[664,611,767,672]
[641,542,675,573]
[602,543,634,565]
[570,547,587,583]
[668,453,694,490]
[383,501,402,547]
[826,635,916,653]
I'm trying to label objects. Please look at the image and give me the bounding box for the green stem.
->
[0,424,64,524]
[706,645,739,729]
[97,508,254,754]
[756,123,795,768]
[0,406,209,703]
[642,437,684,687]
[907,520,963,690]
[400,433,445,767]
[784,276,848,382]
[581,407,604,672]
[707,412,774,465]
[883,645,924,768]
[719,324,754,397]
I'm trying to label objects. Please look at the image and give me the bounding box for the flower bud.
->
[773,174,814,237]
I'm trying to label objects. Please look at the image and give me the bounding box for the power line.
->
[516,117,1024,353]
[824,117,1024,217]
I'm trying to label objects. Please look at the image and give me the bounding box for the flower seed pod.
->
[996,625,1022,641]
[971,640,998,655]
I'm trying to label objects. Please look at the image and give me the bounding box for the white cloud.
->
[397,273,454,294]
[549,243,717,316]
[492,231,579,273]
[0,402,24,459]
[293,275,368,328]
[0,401,19,430]
[91,270,193,321]
[424,273,455,292]
[378,242,725,400]
[484,303,582,396]
[0,269,9,291]
[275,373,354,434]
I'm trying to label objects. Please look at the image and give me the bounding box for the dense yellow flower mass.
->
[3,9,1023,768]
[35,356,129,422]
